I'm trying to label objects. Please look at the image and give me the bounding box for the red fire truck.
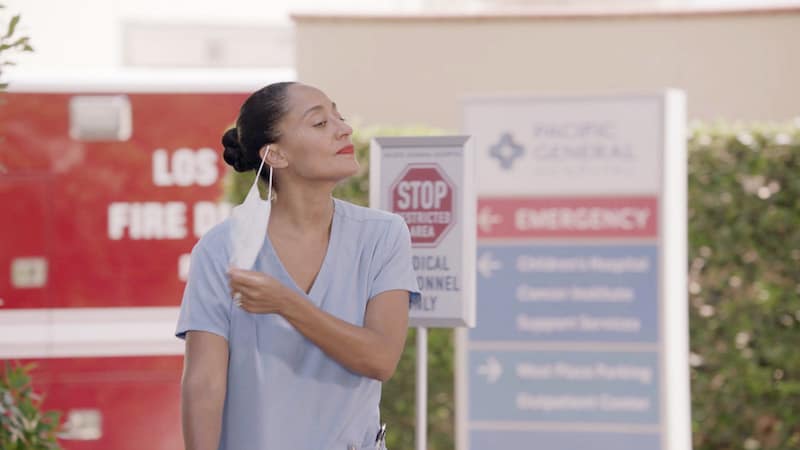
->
[0,69,293,449]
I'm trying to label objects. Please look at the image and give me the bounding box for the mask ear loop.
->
[253,145,273,201]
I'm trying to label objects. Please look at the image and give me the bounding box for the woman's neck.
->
[269,188,334,234]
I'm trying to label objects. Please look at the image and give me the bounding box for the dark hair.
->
[222,81,296,189]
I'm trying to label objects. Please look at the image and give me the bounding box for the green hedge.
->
[687,121,800,450]
[225,119,800,450]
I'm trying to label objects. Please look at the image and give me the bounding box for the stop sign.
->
[390,164,455,246]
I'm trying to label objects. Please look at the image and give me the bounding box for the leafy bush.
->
[0,362,62,450]
[687,120,800,450]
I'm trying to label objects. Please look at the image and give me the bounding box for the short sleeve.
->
[175,240,232,341]
[368,215,421,301]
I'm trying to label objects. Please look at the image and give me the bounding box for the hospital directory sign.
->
[456,92,691,450]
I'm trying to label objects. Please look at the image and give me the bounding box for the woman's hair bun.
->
[222,127,254,172]
[221,82,294,179]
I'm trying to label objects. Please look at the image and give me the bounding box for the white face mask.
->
[229,146,273,270]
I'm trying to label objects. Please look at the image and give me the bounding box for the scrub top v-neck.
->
[176,197,419,450]
[262,200,340,303]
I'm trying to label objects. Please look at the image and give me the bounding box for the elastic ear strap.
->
[253,145,270,191]
[267,165,273,201]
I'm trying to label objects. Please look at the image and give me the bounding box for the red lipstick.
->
[337,145,354,155]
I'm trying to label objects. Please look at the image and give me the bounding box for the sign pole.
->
[416,326,428,450]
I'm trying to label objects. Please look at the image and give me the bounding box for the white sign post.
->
[458,92,690,450]
[370,136,476,450]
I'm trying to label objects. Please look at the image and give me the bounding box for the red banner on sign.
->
[477,196,658,239]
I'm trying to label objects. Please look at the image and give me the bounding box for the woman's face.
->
[270,83,358,186]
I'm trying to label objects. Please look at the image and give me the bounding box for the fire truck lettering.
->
[108,202,187,240]
[152,150,171,186]
[152,148,219,187]
[195,148,219,186]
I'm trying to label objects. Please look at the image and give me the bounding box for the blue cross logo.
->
[489,133,525,170]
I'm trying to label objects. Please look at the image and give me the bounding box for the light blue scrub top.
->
[176,198,420,450]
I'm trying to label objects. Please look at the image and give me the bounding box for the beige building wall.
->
[293,7,800,130]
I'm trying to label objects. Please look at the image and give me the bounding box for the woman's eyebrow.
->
[303,105,323,118]
[303,102,337,118]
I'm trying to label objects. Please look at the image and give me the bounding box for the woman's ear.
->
[260,145,289,169]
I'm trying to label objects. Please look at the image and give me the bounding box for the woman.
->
[175,82,419,449]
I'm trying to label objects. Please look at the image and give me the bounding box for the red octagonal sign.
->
[390,164,456,246]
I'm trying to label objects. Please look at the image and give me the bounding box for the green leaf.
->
[4,14,19,39]
[9,36,28,48]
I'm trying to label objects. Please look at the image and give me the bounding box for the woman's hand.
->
[227,268,291,315]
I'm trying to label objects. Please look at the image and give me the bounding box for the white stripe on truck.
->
[0,307,184,358]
